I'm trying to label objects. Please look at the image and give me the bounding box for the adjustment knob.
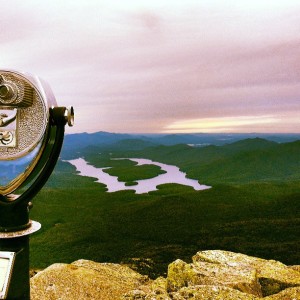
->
[0,84,15,101]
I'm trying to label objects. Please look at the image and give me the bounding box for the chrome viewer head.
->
[0,70,73,300]
[0,69,73,196]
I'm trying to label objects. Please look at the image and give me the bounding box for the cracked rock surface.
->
[31,250,300,299]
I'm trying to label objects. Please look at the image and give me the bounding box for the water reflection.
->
[0,144,41,186]
[67,157,211,194]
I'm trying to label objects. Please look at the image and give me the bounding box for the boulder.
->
[30,251,300,299]
[193,250,300,296]
[124,276,170,300]
[30,260,149,300]
[263,286,300,300]
[290,265,300,273]
[167,259,262,297]
[171,285,259,300]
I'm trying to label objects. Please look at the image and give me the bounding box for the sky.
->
[1,0,300,134]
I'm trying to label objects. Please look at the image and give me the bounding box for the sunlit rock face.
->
[167,258,262,297]
[30,260,149,300]
[30,250,300,300]
[192,250,300,296]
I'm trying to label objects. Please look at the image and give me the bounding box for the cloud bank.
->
[1,0,300,133]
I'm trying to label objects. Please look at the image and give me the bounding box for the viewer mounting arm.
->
[0,69,74,300]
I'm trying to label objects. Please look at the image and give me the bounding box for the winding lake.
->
[67,157,211,194]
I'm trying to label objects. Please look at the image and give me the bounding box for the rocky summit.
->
[30,250,300,299]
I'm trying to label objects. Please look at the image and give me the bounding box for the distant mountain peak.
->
[224,137,277,150]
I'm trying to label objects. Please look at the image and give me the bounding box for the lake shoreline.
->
[67,157,211,194]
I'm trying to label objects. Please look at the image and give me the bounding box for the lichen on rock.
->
[30,260,150,300]
[171,285,260,300]
[263,286,300,300]
[193,250,300,296]
[167,258,262,296]
[30,250,300,299]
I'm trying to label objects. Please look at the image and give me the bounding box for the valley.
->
[29,132,300,277]
[67,157,210,193]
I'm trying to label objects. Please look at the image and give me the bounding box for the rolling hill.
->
[28,134,300,277]
[61,131,300,159]
[72,137,300,185]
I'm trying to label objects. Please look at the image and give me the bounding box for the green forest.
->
[29,137,300,277]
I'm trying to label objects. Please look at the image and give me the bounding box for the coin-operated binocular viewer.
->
[0,70,74,299]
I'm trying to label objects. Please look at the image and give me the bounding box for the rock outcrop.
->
[193,250,300,296]
[30,250,300,299]
[30,260,149,299]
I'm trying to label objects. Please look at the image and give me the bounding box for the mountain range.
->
[62,131,300,153]
[30,132,300,276]
[61,132,300,185]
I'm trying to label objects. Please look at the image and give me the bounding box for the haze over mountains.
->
[63,131,300,152]
[61,131,300,185]
[29,131,300,276]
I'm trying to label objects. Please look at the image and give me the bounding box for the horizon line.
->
[66,131,300,135]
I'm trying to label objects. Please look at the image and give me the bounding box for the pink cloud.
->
[1,1,300,133]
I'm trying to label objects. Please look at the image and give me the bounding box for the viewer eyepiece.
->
[0,69,74,196]
[0,69,74,300]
